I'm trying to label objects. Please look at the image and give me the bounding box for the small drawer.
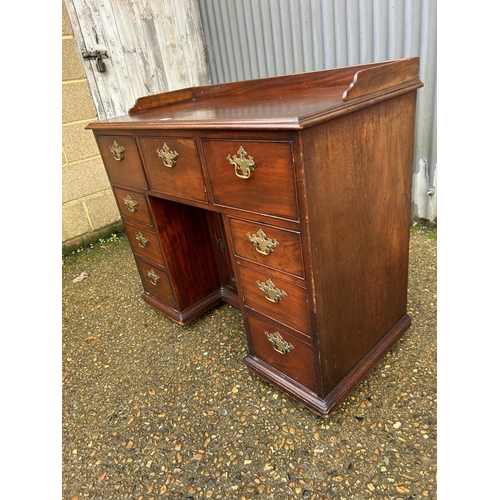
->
[228,217,304,278]
[95,135,148,188]
[124,222,164,266]
[136,260,176,308]
[138,136,207,202]
[113,187,152,225]
[201,140,298,220]
[247,314,316,391]
[239,265,309,336]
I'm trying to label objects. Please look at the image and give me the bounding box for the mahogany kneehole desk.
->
[87,58,423,417]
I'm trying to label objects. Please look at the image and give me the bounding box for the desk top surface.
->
[88,58,422,131]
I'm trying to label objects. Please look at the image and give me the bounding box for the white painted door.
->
[64,0,209,119]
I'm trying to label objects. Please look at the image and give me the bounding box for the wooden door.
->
[64,0,210,119]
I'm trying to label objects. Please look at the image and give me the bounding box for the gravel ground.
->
[62,228,437,500]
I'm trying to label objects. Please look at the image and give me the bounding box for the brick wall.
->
[62,2,121,253]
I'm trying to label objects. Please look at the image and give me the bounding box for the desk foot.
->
[141,289,223,325]
[244,314,412,417]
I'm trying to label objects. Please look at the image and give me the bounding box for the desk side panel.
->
[301,91,417,396]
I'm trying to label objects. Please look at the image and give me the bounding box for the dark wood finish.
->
[138,136,207,202]
[205,211,240,307]
[201,139,298,220]
[238,265,309,336]
[113,187,153,226]
[244,314,411,416]
[123,222,163,267]
[141,289,223,326]
[147,197,221,312]
[246,313,316,392]
[126,59,417,128]
[129,87,196,114]
[227,217,304,278]
[300,92,417,397]
[319,314,412,413]
[343,57,420,101]
[95,135,148,188]
[135,259,177,309]
[87,58,422,416]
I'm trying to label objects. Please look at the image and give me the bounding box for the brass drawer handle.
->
[256,278,287,303]
[247,229,279,256]
[265,331,294,354]
[123,194,139,212]
[147,269,160,285]
[157,143,179,168]
[135,231,150,248]
[110,140,125,161]
[227,146,255,179]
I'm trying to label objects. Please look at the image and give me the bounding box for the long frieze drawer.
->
[123,222,164,266]
[239,265,309,336]
[247,314,316,392]
[95,135,148,188]
[136,260,177,308]
[138,136,207,202]
[201,140,298,220]
[113,187,152,226]
[228,217,304,278]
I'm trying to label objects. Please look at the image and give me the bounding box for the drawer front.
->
[124,223,164,266]
[96,135,148,188]
[228,217,304,278]
[247,314,315,391]
[202,140,298,220]
[136,260,176,308]
[138,136,207,202]
[113,187,152,225]
[239,265,310,336]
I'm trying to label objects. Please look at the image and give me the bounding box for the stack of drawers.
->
[96,135,178,311]
[227,217,315,391]
[200,138,316,393]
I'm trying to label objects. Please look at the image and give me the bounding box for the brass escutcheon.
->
[157,143,179,168]
[265,331,294,354]
[256,278,287,303]
[110,140,125,161]
[247,229,279,256]
[147,269,160,285]
[226,146,256,179]
[123,194,138,212]
[135,231,150,248]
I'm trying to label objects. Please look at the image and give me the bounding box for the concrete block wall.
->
[62,2,121,253]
